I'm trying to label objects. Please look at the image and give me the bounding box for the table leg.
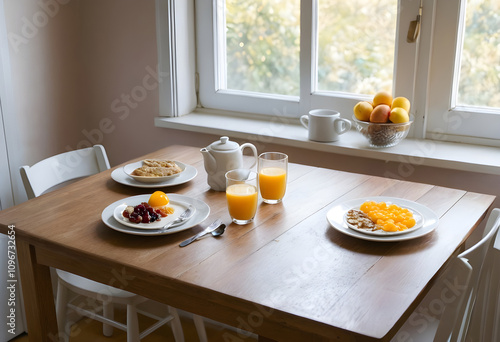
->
[18,240,58,341]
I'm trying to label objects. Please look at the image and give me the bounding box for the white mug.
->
[300,109,352,142]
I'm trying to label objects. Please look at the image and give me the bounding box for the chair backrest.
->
[20,145,110,199]
[435,208,500,341]
[465,209,500,341]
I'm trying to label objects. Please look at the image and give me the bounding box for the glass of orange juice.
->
[258,152,288,204]
[225,169,259,225]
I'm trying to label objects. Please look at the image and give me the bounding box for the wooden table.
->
[0,145,495,341]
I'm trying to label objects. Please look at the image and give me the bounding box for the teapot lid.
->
[210,136,239,151]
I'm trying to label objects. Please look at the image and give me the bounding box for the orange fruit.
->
[391,97,411,112]
[148,191,169,208]
[373,91,393,107]
[370,104,391,123]
[353,101,373,121]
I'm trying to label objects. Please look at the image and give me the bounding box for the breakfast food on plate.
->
[346,209,377,230]
[131,159,182,177]
[122,191,174,224]
[148,190,170,208]
[348,201,416,232]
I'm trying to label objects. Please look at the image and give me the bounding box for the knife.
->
[179,219,223,247]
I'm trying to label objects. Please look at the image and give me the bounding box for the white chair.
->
[20,145,208,342]
[392,208,500,342]
[464,211,500,341]
[20,145,111,199]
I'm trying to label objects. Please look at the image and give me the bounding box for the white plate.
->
[327,196,439,242]
[343,204,424,236]
[111,163,197,188]
[114,200,193,230]
[123,161,185,183]
[102,194,210,236]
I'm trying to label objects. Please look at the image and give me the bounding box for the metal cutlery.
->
[179,219,223,247]
[160,205,195,231]
[211,224,226,237]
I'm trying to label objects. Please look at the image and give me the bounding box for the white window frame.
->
[196,0,419,124]
[156,0,197,117]
[196,0,301,117]
[157,0,500,146]
[426,0,500,144]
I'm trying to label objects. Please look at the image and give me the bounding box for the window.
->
[224,0,300,96]
[216,0,399,96]
[316,1,398,95]
[426,0,500,143]
[457,0,500,108]
[162,0,500,145]
[427,0,500,145]
[197,0,418,122]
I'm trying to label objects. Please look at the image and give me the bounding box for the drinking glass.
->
[258,152,288,204]
[225,169,259,225]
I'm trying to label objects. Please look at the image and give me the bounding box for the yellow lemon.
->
[389,107,410,123]
[353,101,373,121]
[372,91,393,107]
[148,191,169,208]
[391,96,411,112]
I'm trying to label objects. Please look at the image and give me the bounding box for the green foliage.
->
[226,0,300,96]
[224,0,499,109]
[458,0,500,108]
[316,0,396,96]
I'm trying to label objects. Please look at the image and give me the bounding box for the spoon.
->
[211,224,226,237]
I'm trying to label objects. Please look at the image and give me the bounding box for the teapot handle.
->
[241,143,258,169]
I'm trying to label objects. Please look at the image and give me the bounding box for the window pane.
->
[224,0,300,96]
[458,0,500,108]
[317,0,397,95]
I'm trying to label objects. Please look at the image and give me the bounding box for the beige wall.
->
[3,0,499,227]
[3,0,218,203]
[76,0,166,165]
[4,0,84,163]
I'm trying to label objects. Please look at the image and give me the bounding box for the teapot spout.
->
[200,147,216,174]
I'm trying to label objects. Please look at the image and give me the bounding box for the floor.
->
[10,307,258,342]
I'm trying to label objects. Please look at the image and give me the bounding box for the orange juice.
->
[259,167,287,200]
[226,183,258,221]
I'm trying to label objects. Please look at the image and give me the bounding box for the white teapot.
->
[200,137,258,191]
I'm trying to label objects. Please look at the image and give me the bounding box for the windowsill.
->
[155,111,500,176]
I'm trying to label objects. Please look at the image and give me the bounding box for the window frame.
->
[156,0,197,117]
[157,0,500,146]
[426,0,500,144]
[196,0,420,125]
[196,0,301,117]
